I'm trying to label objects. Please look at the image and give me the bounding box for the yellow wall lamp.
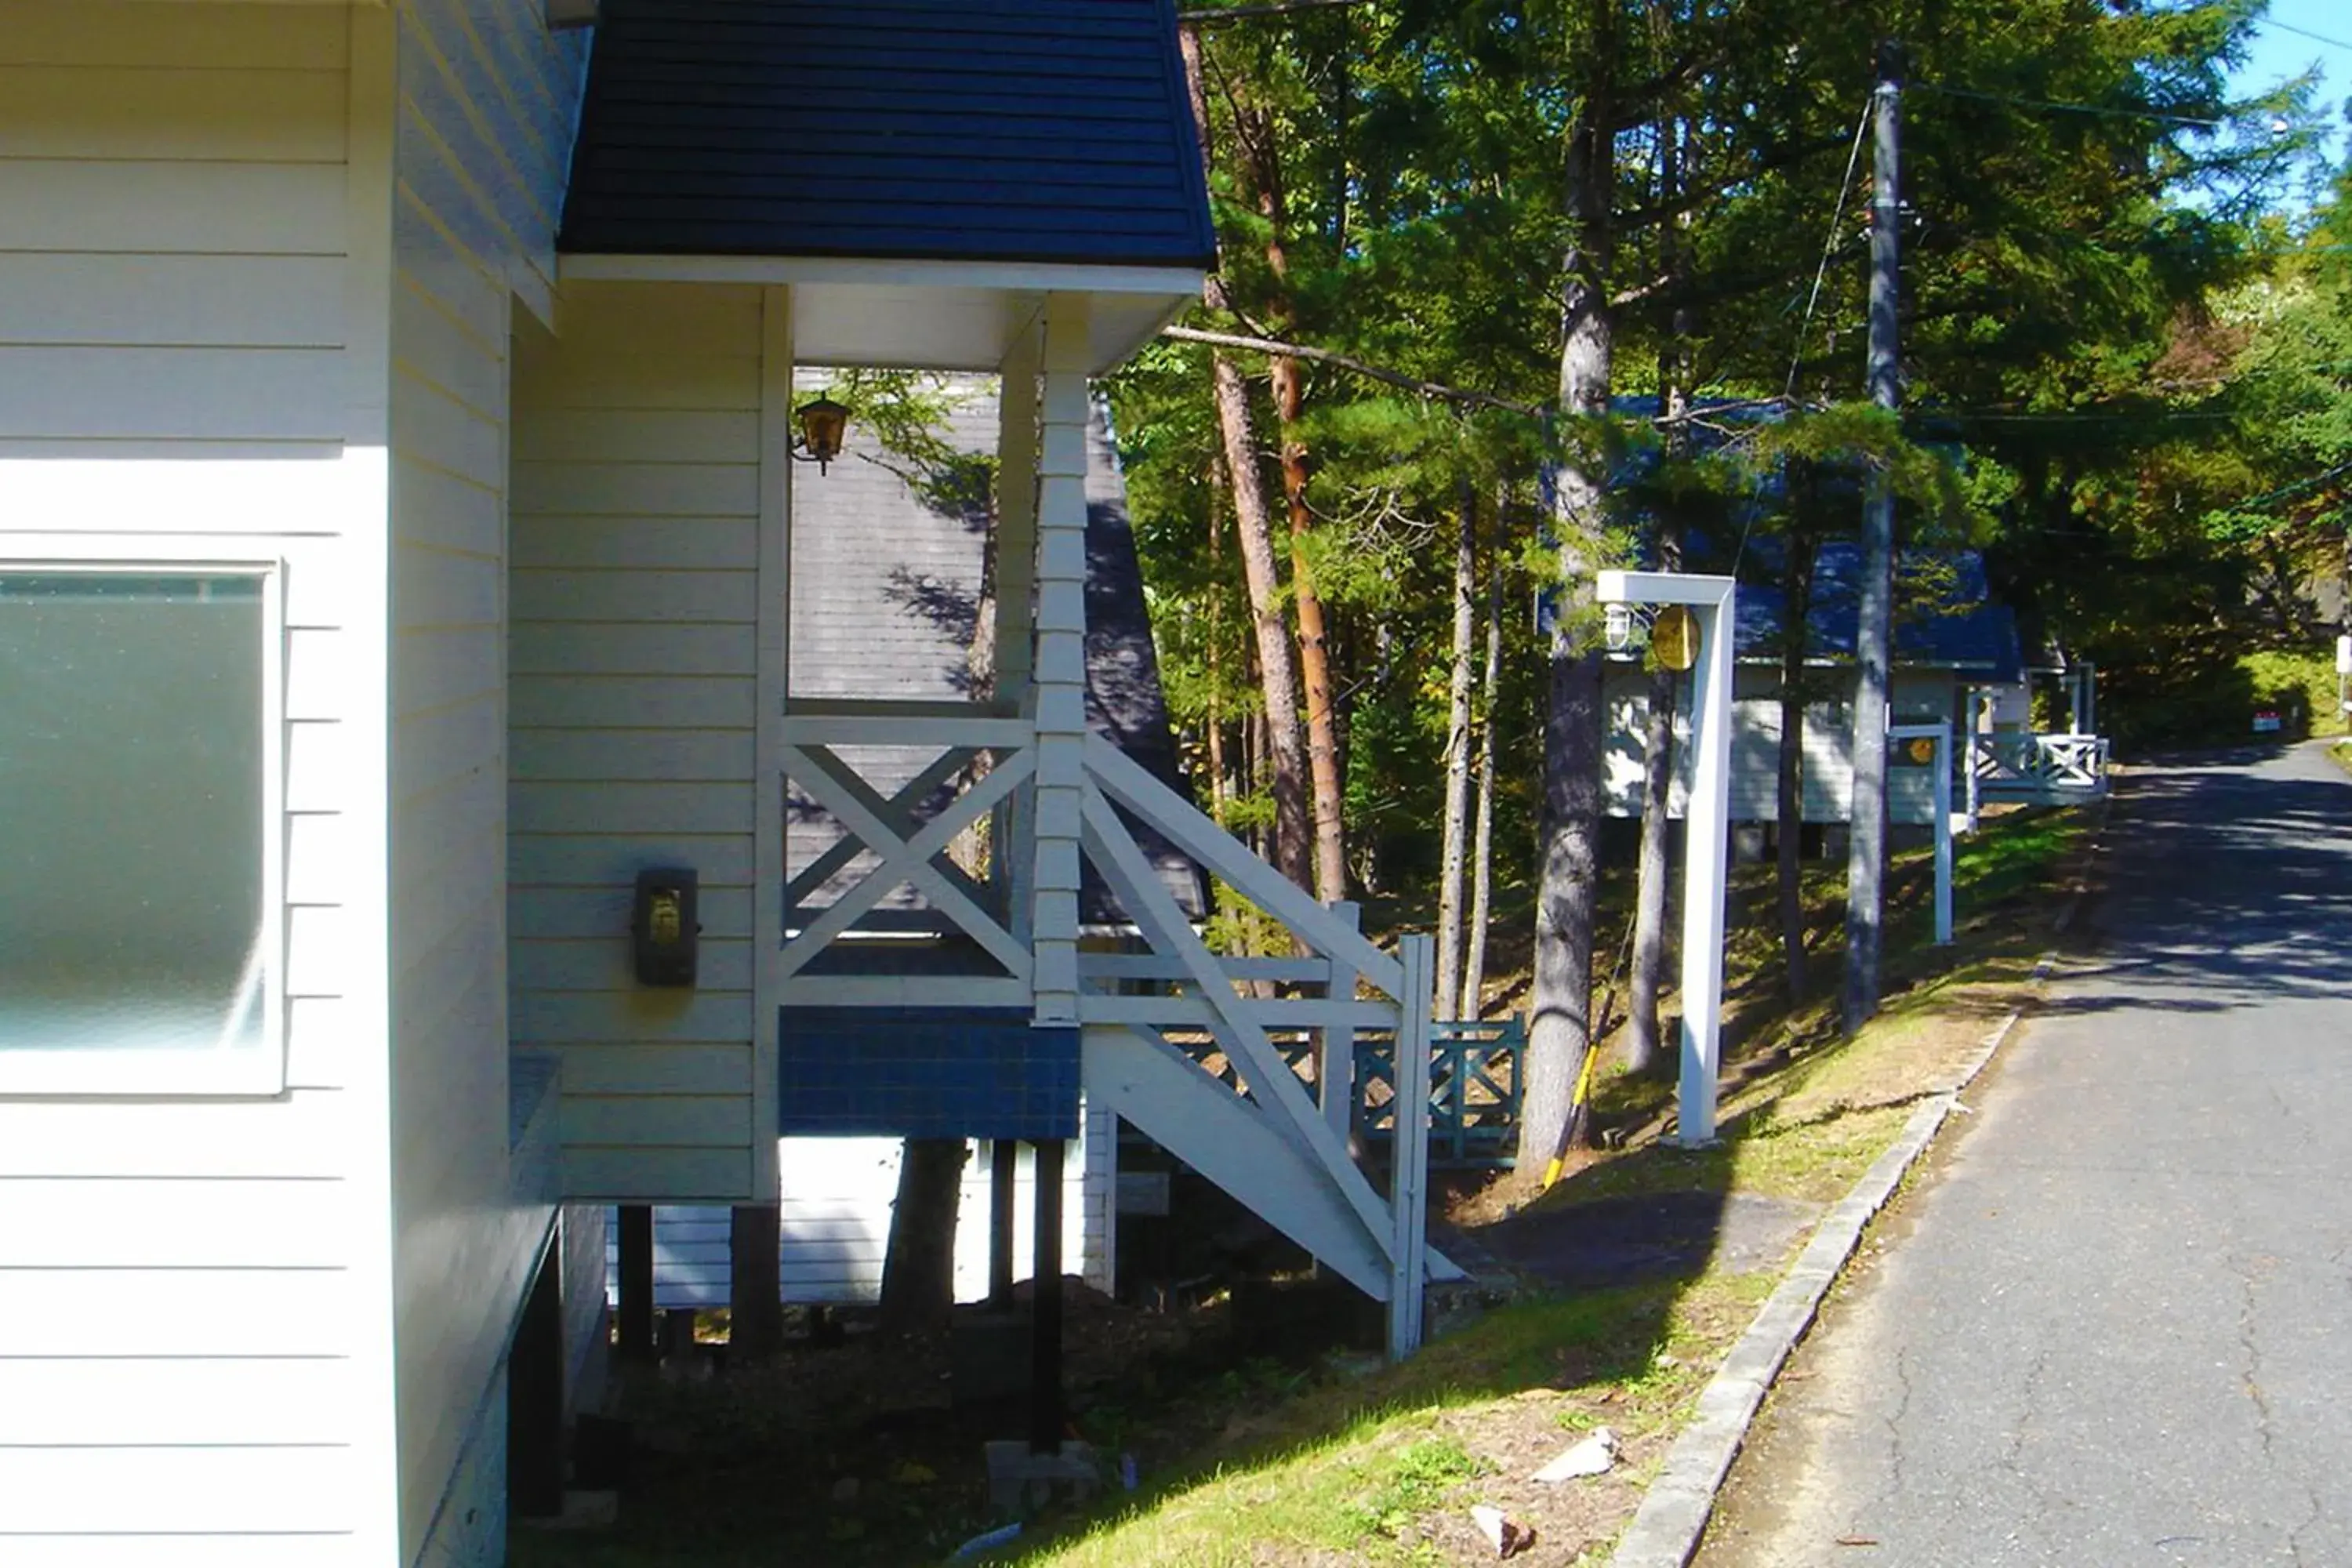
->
[792,394,851,475]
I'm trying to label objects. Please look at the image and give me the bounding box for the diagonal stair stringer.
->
[1084,1025,1392,1298]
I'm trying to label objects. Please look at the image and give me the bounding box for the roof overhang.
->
[558,253,1203,375]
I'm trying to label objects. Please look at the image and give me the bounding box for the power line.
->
[1785,95,1878,405]
[1915,82,2227,130]
[2214,457,2352,517]
[2264,17,2352,53]
[1730,93,1877,575]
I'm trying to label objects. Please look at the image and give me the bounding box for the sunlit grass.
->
[1009,1272,1776,1567]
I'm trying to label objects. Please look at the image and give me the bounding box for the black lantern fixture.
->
[794,394,851,474]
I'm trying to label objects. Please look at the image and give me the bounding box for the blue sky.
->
[2230,1,2350,169]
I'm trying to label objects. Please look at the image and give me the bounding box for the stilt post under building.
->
[1029,1138,1065,1454]
[989,1138,1019,1309]
[617,1204,657,1363]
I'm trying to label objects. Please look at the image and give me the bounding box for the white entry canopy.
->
[558,254,1202,373]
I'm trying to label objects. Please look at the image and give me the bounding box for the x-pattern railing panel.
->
[778,739,1035,982]
[1972,733,2109,793]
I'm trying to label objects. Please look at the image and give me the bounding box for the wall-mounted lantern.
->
[631,868,699,987]
[793,394,851,474]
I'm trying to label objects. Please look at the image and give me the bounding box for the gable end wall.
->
[0,5,391,1564]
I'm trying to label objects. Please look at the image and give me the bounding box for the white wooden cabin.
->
[0,3,1443,1564]
[1602,545,2031,825]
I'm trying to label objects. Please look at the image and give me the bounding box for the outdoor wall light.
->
[631,868,700,988]
[793,394,851,474]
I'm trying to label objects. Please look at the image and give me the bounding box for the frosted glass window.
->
[0,572,271,1058]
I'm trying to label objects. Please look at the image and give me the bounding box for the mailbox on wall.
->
[630,869,699,988]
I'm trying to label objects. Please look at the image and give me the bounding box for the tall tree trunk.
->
[1436,478,1479,1020]
[1524,67,1617,1170]
[1626,665,1676,1076]
[1206,458,1231,826]
[1179,24,1314,891]
[1627,113,1690,1078]
[1236,93,1347,903]
[1215,358,1316,891]
[1462,503,1506,1021]
[1777,528,1820,1002]
[879,1138,967,1334]
[1276,359,1347,903]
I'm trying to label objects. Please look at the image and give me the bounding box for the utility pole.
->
[1843,42,1902,1035]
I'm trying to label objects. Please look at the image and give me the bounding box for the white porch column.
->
[1029,295,1092,1027]
[996,318,1043,938]
[994,317,1043,703]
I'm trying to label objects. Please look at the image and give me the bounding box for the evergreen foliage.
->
[1122,0,2346,936]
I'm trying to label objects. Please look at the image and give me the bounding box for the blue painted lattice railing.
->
[1355,1020,1525,1169]
[1167,1019,1526,1169]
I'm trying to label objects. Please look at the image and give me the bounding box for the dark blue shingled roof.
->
[1732,542,2024,683]
[558,0,1218,269]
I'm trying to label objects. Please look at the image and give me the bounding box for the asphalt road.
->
[1697,742,2352,1567]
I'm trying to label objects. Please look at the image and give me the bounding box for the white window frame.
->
[0,538,289,1098]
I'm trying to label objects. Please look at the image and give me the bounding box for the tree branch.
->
[1613,132,1854,230]
[1161,326,1543,417]
[1180,0,1371,23]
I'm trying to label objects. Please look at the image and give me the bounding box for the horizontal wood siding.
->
[0,9,377,1563]
[606,1123,1105,1308]
[387,2,586,1564]
[509,281,768,1203]
[0,2,350,452]
[1603,666,1955,825]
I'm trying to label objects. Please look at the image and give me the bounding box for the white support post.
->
[994,314,1043,703]
[995,317,1044,926]
[1679,591,1733,1149]
[1322,900,1360,1146]
[1388,934,1435,1360]
[752,285,794,1200]
[1964,690,1987,835]
[1893,721,1955,946]
[1934,728,1954,945]
[1029,295,1092,1028]
[1597,571,1736,1149]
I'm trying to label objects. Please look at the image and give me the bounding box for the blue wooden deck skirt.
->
[778,1007,1080,1140]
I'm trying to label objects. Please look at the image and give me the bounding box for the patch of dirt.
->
[536,1283,1217,1568]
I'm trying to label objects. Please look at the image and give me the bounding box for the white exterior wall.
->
[608,1105,1116,1309]
[1602,664,1959,824]
[509,281,772,1203]
[0,6,396,1565]
[385,0,586,1563]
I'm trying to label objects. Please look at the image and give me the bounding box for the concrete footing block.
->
[514,1490,619,1532]
[985,1439,1100,1514]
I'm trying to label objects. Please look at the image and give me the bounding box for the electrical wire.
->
[2213,457,2352,517]
[1727,92,1876,574]
[2264,17,2352,53]
[1785,95,1878,406]
[1915,81,2227,131]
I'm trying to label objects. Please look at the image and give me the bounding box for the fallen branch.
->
[1160,325,1543,418]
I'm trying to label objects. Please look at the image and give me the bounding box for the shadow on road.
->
[2042,757,2352,1016]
